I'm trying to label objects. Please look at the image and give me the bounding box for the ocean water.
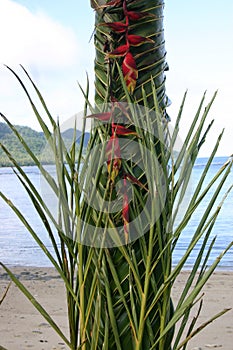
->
[0,157,232,269]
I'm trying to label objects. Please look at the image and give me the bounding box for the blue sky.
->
[0,0,232,156]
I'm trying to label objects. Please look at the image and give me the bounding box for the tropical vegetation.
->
[0,122,89,167]
[0,122,45,167]
[0,1,232,350]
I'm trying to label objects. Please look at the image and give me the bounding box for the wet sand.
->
[0,267,232,350]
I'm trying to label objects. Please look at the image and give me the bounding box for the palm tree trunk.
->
[85,1,174,349]
[91,0,170,118]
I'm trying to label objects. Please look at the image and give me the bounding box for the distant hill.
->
[62,128,90,147]
[0,122,90,167]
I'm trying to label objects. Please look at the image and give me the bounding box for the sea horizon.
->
[0,156,232,269]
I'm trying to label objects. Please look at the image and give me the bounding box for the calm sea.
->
[0,157,232,269]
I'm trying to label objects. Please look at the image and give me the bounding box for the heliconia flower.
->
[123,195,129,239]
[127,34,154,46]
[107,158,122,183]
[106,135,122,182]
[106,135,121,159]
[112,124,138,136]
[85,112,112,121]
[100,21,128,34]
[107,44,129,58]
[122,177,129,241]
[126,10,155,21]
[122,52,138,94]
[124,173,148,190]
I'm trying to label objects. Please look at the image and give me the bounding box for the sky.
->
[0,0,232,157]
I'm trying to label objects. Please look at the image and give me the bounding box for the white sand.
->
[0,267,232,350]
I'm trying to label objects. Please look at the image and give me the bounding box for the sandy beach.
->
[0,267,232,350]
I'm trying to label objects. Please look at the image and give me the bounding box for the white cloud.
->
[0,65,94,131]
[0,0,92,132]
[0,0,79,69]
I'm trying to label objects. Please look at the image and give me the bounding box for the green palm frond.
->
[0,71,232,349]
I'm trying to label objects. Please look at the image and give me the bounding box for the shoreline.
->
[1,267,233,350]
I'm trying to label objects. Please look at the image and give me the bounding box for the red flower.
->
[122,177,129,241]
[112,124,138,136]
[106,135,121,159]
[122,52,138,93]
[127,34,154,46]
[86,112,112,121]
[106,135,122,182]
[124,173,148,190]
[100,21,128,34]
[107,44,129,58]
[127,11,155,21]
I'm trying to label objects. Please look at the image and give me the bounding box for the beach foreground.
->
[0,267,232,350]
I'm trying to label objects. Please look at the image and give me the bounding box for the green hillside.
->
[0,122,47,167]
[0,122,90,167]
